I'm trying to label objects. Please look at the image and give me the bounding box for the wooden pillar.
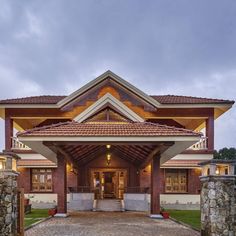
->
[206,115,214,151]
[54,154,67,216]
[5,112,13,151]
[150,154,161,215]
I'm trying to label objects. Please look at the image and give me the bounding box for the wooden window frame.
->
[164,169,188,193]
[31,168,53,193]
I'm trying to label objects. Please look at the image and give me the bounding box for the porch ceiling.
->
[43,141,174,167]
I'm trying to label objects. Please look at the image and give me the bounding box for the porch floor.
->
[25,211,199,236]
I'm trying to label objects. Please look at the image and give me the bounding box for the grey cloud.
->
[0,0,236,150]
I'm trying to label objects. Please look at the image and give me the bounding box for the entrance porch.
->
[17,121,201,217]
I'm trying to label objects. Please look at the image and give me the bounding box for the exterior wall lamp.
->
[106,153,111,166]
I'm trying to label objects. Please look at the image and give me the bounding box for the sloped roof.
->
[17,159,57,167]
[0,94,233,105]
[150,95,234,104]
[17,121,200,137]
[0,95,66,104]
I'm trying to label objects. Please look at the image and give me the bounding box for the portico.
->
[17,121,201,216]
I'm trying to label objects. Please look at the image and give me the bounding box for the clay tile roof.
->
[0,94,233,105]
[151,95,234,104]
[17,121,200,137]
[0,95,66,104]
[162,159,202,167]
[17,159,57,167]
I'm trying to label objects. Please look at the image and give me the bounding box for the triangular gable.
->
[84,108,131,123]
[58,70,161,110]
[74,93,144,122]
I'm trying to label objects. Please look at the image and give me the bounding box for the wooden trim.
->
[5,112,13,150]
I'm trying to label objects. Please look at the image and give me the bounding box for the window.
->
[165,169,187,193]
[31,169,53,192]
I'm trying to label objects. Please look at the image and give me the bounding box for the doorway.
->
[90,169,127,199]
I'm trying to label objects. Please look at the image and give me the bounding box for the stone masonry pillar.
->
[200,175,236,236]
[0,170,19,236]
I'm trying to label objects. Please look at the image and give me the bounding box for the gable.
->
[84,108,131,123]
[59,70,160,112]
[73,93,144,122]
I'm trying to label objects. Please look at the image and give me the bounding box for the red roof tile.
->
[0,95,66,104]
[162,159,203,167]
[0,94,233,105]
[17,159,56,167]
[151,95,234,104]
[17,121,200,137]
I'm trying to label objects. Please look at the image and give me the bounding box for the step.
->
[95,199,124,212]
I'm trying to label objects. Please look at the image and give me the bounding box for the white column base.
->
[150,214,163,219]
[54,213,69,218]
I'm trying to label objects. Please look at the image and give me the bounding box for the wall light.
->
[106,153,111,166]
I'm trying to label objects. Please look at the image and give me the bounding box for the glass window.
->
[31,169,53,192]
[165,169,187,193]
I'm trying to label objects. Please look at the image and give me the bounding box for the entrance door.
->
[103,172,116,198]
[91,169,127,199]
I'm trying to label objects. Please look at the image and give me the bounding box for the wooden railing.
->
[11,137,31,150]
[188,136,208,150]
[68,186,95,193]
[124,186,150,194]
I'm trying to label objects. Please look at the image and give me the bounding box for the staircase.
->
[94,199,124,212]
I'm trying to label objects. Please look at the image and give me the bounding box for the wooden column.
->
[5,112,13,151]
[151,153,161,215]
[206,115,214,151]
[54,154,67,216]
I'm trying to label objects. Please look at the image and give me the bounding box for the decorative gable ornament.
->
[73,93,144,123]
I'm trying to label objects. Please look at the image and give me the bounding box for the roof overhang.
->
[18,135,200,166]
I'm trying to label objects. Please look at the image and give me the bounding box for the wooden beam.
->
[5,111,13,151]
[43,141,164,146]
[140,142,174,169]
[43,141,77,168]
[56,145,78,168]
[206,116,214,151]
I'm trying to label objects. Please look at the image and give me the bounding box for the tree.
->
[214,147,236,160]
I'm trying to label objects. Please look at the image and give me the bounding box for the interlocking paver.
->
[25,211,200,236]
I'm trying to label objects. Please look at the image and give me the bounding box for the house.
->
[0,71,234,216]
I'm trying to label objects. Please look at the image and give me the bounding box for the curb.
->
[25,216,52,231]
[169,216,200,232]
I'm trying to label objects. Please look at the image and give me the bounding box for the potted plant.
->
[48,206,57,216]
[160,207,169,219]
[24,198,30,206]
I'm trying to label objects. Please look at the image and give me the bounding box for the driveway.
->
[25,211,200,236]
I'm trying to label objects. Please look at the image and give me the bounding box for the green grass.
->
[24,209,49,228]
[167,210,200,230]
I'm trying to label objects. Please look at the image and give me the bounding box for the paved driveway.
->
[25,211,200,236]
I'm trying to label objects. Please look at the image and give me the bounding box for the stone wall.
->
[200,176,236,236]
[0,170,18,236]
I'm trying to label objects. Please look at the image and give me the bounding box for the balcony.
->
[11,137,31,150]
[188,136,208,150]
[11,136,208,152]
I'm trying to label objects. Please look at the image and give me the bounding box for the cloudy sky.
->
[0,0,236,150]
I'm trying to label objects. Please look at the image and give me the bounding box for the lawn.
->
[24,209,49,228]
[167,210,201,230]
